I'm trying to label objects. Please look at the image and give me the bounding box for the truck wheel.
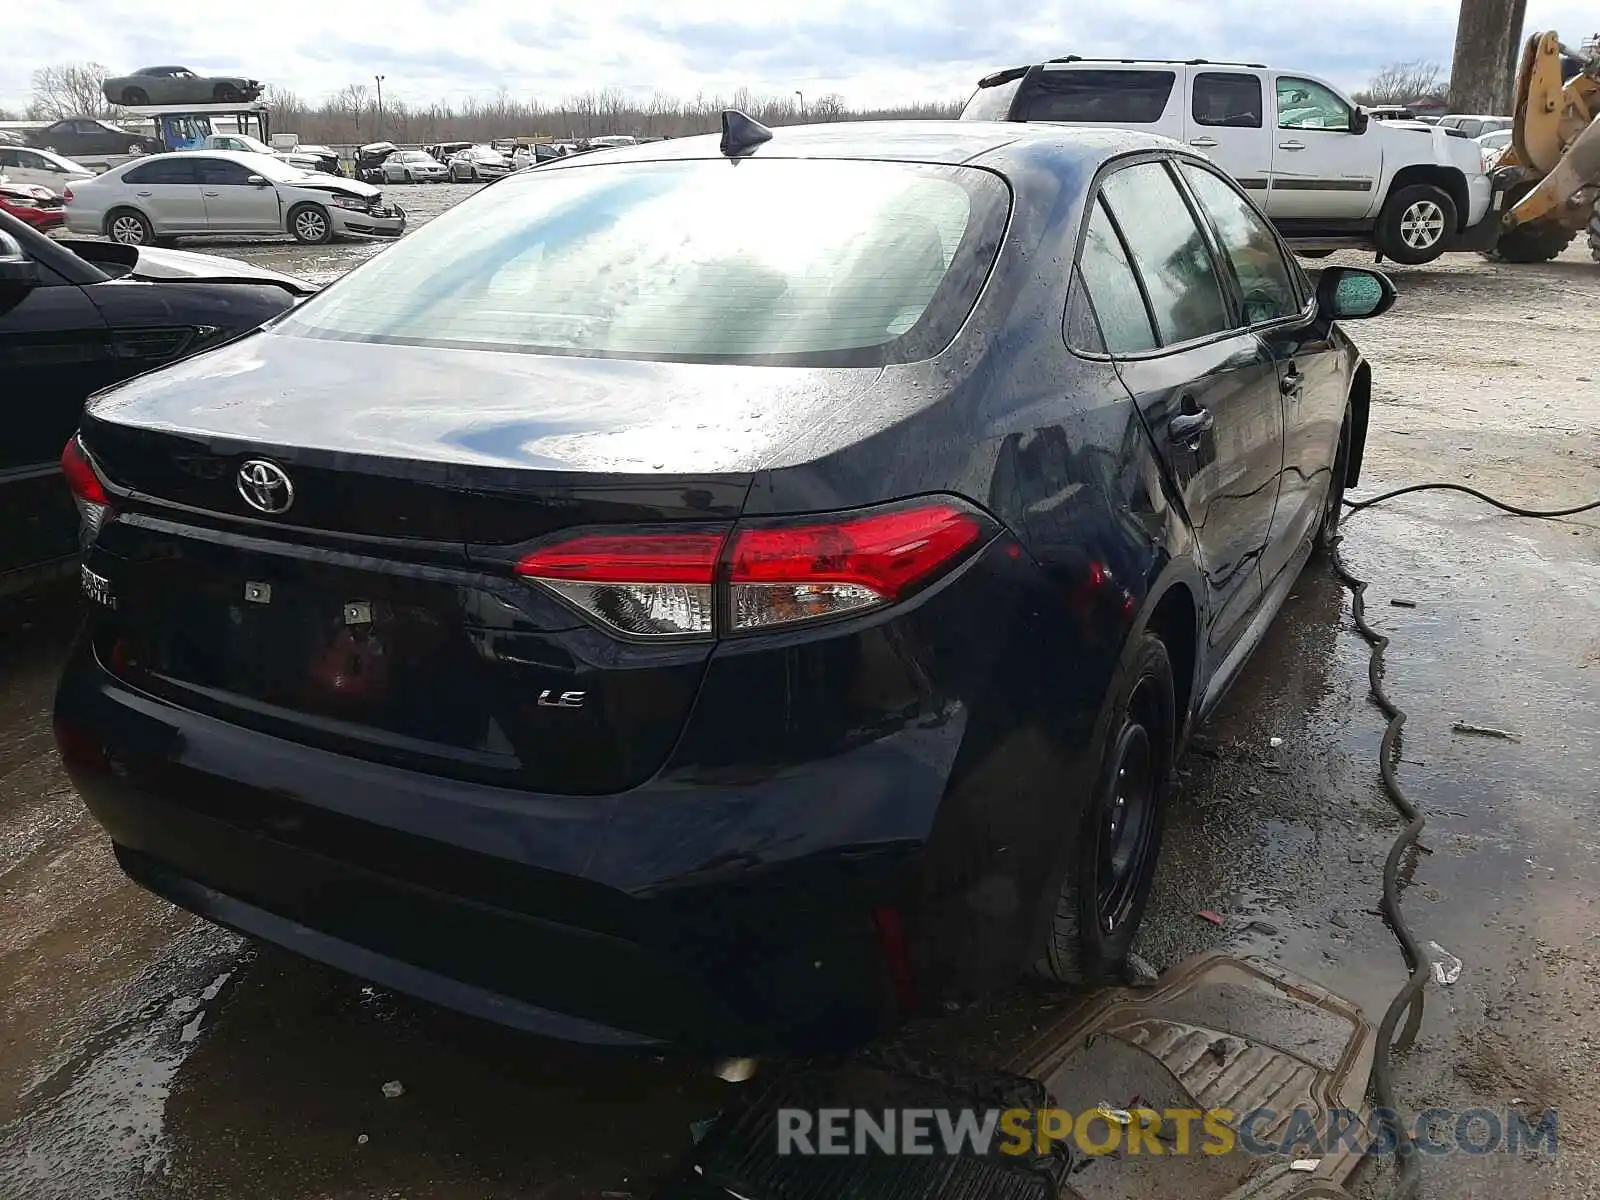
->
[1035,632,1174,985]
[1375,184,1456,265]
[106,208,153,245]
[288,203,333,244]
[1489,220,1578,263]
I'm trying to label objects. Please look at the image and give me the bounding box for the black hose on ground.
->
[1328,482,1598,1199]
[1328,536,1425,1200]
[1344,481,1600,518]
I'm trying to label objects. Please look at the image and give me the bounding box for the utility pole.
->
[1448,0,1528,113]
[375,74,386,139]
[795,90,805,120]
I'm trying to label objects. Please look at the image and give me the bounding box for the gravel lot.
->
[2,189,1598,1198]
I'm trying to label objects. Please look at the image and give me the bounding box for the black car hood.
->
[84,328,891,475]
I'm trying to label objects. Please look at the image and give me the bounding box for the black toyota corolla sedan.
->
[54,118,1394,1052]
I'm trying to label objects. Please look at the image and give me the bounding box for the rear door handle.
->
[1168,407,1215,444]
[1189,136,1219,148]
[135,190,153,196]
[1278,140,1307,151]
[202,190,220,197]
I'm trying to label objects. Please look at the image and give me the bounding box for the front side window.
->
[194,157,254,185]
[0,150,17,168]
[1192,72,1263,128]
[275,159,1008,366]
[1179,163,1299,325]
[1021,70,1177,124]
[1276,78,1354,132]
[1075,200,1157,354]
[1100,162,1233,345]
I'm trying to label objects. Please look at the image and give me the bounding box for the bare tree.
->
[1449,0,1528,113]
[1354,60,1447,105]
[248,82,965,146]
[29,62,120,120]
[809,93,847,122]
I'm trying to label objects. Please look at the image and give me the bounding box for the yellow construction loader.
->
[1484,30,1600,262]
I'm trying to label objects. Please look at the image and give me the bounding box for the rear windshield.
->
[274,158,1009,366]
[1019,69,1177,124]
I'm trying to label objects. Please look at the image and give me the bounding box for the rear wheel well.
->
[1146,585,1197,737]
[1386,165,1469,231]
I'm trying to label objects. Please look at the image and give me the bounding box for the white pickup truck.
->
[962,58,1501,264]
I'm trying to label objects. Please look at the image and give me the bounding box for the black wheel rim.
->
[1095,687,1160,932]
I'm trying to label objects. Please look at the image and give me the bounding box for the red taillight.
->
[61,435,111,541]
[515,530,726,638]
[511,501,988,640]
[728,502,983,631]
[62,186,74,203]
[61,436,108,505]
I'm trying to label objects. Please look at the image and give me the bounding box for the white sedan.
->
[63,150,406,245]
[0,144,97,195]
[380,150,449,184]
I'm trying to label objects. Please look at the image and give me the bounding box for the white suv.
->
[963,59,1497,264]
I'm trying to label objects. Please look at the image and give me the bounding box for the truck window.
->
[1021,70,1176,124]
[1192,72,1263,128]
[1276,77,1353,132]
[1100,162,1232,346]
[960,78,1023,121]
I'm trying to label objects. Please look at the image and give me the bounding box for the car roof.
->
[115,149,278,170]
[531,119,1173,171]
[137,66,191,74]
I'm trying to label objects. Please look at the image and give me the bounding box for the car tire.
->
[1313,402,1353,560]
[123,88,149,105]
[215,85,241,102]
[288,202,333,245]
[1035,632,1175,986]
[105,208,154,246]
[1589,199,1600,264]
[1375,184,1456,265]
[1297,249,1336,259]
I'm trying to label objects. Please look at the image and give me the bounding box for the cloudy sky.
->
[6,0,1595,115]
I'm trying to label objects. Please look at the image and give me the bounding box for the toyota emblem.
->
[237,459,295,514]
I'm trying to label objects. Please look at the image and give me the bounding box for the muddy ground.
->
[1,183,1597,1198]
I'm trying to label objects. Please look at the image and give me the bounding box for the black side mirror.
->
[0,256,40,287]
[1316,265,1396,321]
[1352,109,1370,134]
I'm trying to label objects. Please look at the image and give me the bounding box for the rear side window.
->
[1076,200,1157,354]
[961,77,1023,121]
[123,159,197,185]
[1192,72,1264,128]
[1100,162,1233,346]
[1020,70,1177,124]
[276,159,1009,367]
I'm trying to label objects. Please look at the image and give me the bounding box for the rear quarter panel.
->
[734,138,1198,995]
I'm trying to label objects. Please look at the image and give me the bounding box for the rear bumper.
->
[55,641,937,1051]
